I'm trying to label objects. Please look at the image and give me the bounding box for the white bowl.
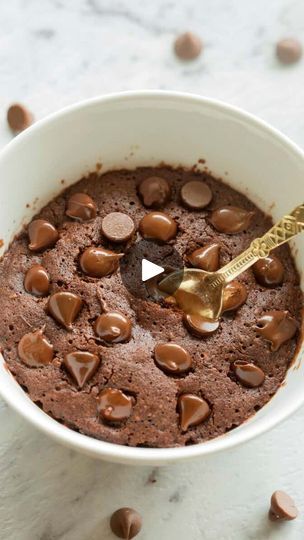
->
[0,91,303,465]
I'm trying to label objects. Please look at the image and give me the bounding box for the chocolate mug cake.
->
[0,167,301,447]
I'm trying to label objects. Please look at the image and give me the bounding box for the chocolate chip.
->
[154,343,192,374]
[222,281,247,313]
[255,311,297,351]
[276,38,302,65]
[94,311,132,343]
[18,329,53,367]
[138,176,171,208]
[24,264,50,296]
[66,192,97,221]
[110,507,142,539]
[80,247,123,278]
[178,394,210,432]
[180,180,212,210]
[97,388,133,423]
[269,491,298,521]
[209,206,254,234]
[187,243,220,272]
[174,32,203,60]
[101,212,135,243]
[7,103,33,133]
[139,212,177,242]
[48,292,83,330]
[183,313,219,337]
[232,360,265,388]
[252,255,284,287]
[63,351,100,388]
[28,219,59,251]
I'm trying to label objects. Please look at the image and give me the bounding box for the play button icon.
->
[141,259,164,282]
[119,238,183,302]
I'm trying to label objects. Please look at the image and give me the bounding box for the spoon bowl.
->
[159,268,225,319]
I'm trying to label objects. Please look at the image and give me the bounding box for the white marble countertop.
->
[1,1,304,539]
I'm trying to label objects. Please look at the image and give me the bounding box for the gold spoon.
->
[159,203,304,320]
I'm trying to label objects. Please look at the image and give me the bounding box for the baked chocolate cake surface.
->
[0,167,302,448]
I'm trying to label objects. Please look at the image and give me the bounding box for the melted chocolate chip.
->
[154,343,192,374]
[28,219,59,251]
[255,311,297,351]
[187,243,220,272]
[24,264,50,296]
[232,360,265,388]
[269,491,299,522]
[80,247,123,278]
[63,351,100,388]
[94,311,132,343]
[101,212,135,243]
[180,180,212,209]
[110,507,142,539]
[222,281,247,313]
[174,32,203,60]
[138,176,171,207]
[139,212,177,242]
[209,206,254,234]
[276,38,302,65]
[66,192,97,221]
[97,388,133,423]
[7,103,33,132]
[183,314,219,337]
[18,329,53,367]
[252,255,284,287]
[48,292,83,330]
[178,394,210,432]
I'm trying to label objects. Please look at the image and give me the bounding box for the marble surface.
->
[1,0,304,538]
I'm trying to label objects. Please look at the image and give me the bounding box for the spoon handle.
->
[215,203,304,285]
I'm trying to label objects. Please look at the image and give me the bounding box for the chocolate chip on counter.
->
[269,491,299,521]
[154,343,192,374]
[101,212,135,243]
[186,243,220,272]
[138,176,171,208]
[66,192,97,221]
[110,507,142,539]
[48,291,83,330]
[174,32,203,60]
[180,180,212,210]
[24,264,50,296]
[7,103,34,133]
[94,311,132,344]
[63,351,100,388]
[252,255,284,287]
[255,311,297,351]
[28,219,59,251]
[222,281,247,313]
[80,247,123,278]
[178,394,210,432]
[139,212,177,242]
[183,313,219,337]
[276,38,302,65]
[232,360,265,388]
[209,206,254,234]
[98,388,133,423]
[18,329,54,367]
